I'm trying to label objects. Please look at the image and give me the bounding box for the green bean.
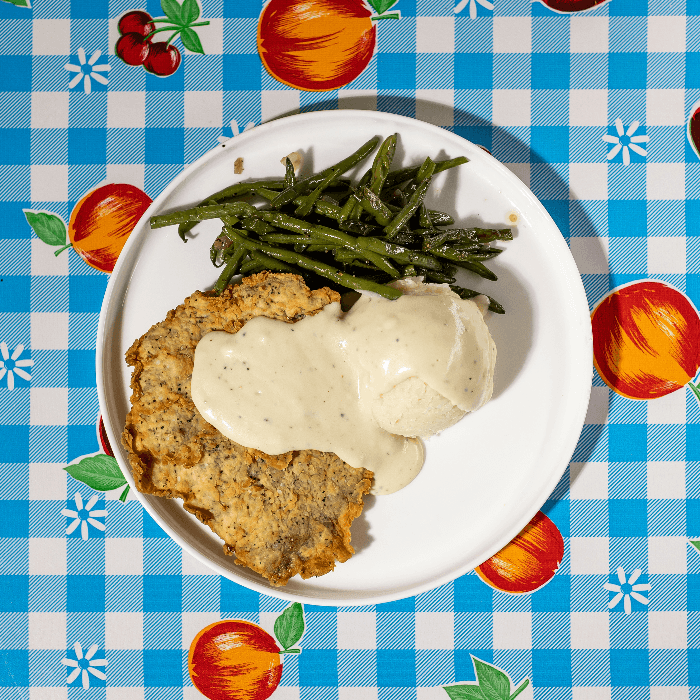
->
[284,158,296,188]
[223,225,402,299]
[383,156,469,188]
[370,134,397,195]
[357,186,393,226]
[270,136,380,208]
[453,259,498,281]
[213,245,247,293]
[450,285,504,314]
[383,176,432,239]
[241,249,297,276]
[151,202,257,229]
[425,270,456,284]
[294,169,337,217]
[427,210,454,226]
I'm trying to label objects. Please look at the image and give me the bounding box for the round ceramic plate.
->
[97,110,592,606]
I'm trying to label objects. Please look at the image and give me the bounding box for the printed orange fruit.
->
[69,184,151,273]
[475,511,564,594]
[591,280,700,400]
[257,0,377,91]
[188,620,283,700]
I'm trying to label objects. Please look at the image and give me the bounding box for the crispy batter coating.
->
[122,272,373,586]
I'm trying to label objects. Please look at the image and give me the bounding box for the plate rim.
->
[97,109,592,606]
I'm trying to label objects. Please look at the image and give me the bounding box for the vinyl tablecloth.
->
[0,0,697,697]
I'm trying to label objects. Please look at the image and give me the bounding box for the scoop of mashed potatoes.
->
[371,278,496,438]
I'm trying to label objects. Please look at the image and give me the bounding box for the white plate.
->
[97,110,592,606]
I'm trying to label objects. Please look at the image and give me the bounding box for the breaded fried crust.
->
[122,272,373,586]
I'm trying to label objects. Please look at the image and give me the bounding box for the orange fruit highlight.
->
[69,183,151,273]
[475,511,564,594]
[591,280,700,400]
[188,620,283,700]
[257,0,376,92]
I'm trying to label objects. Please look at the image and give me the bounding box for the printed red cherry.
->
[144,42,181,77]
[537,0,610,10]
[118,10,155,37]
[116,33,151,66]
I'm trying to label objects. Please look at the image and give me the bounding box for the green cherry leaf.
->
[274,602,305,651]
[691,541,700,553]
[473,658,512,700]
[180,26,204,53]
[368,0,399,14]
[160,0,183,24]
[181,0,200,24]
[2,0,31,7]
[24,210,67,247]
[443,685,487,700]
[64,454,127,492]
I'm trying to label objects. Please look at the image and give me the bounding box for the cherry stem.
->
[144,21,209,40]
[688,380,700,406]
[279,648,300,654]
[119,485,130,503]
[165,30,180,47]
[510,679,530,700]
[371,12,400,19]
[54,242,72,256]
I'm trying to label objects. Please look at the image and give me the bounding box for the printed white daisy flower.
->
[0,342,33,391]
[62,642,107,689]
[61,492,107,541]
[603,118,648,166]
[604,566,650,615]
[65,49,111,95]
[454,0,493,18]
[217,118,256,145]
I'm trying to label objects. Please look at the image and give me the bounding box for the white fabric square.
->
[572,688,613,700]
[492,90,530,127]
[182,613,219,651]
[569,163,608,200]
[31,689,68,700]
[266,688,300,700]
[338,90,377,111]
[493,17,531,53]
[258,613,280,639]
[570,537,610,575]
[105,538,143,576]
[31,92,69,129]
[31,239,69,276]
[647,237,685,274]
[30,388,67,426]
[492,612,531,649]
[585,386,609,425]
[647,163,685,200]
[106,164,145,191]
[29,612,66,650]
[105,612,143,650]
[416,16,454,54]
[107,689,146,700]
[29,464,67,500]
[30,313,68,350]
[570,612,609,649]
[29,537,66,575]
[647,90,685,126]
[647,462,686,499]
[648,611,687,649]
[185,91,223,129]
[415,90,454,126]
[569,90,608,127]
[33,19,70,55]
[261,91,299,123]
[182,549,218,575]
[570,462,608,500]
[339,691,377,700]
[570,17,608,53]
[647,16,685,53]
[415,612,454,650]
[570,237,609,275]
[107,91,145,129]
[32,165,68,203]
[417,689,458,700]
[650,688,691,700]
[504,163,530,187]
[337,612,376,649]
[646,389,686,425]
[196,17,223,55]
[648,536,687,574]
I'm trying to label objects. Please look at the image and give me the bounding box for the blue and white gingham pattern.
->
[0,0,698,696]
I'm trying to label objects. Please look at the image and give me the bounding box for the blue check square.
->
[0,650,28,687]
[532,649,571,687]
[223,54,263,91]
[0,426,29,463]
[454,54,492,89]
[609,54,647,89]
[531,54,569,90]
[0,130,29,165]
[143,576,181,612]
[298,649,338,687]
[377,54,416,90]
[531,126,569,164]
[608,200,647,238]
[66,575,105,612]
[376,649,415,687]
[609,499,648,537]
[609,649,649,686]
[145,128,184,165]
[68,275,108,313]
[67,350,96,388]
[67,425,97,463]
[0,576,28,612]
[68,129,107,165]
[454,575,493,612]
[0,57,31,92]
[0,501,28,539]
[454,650,493,682]
[220,579,259,612]
[608,424,647,461]
[143,649,182,687]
